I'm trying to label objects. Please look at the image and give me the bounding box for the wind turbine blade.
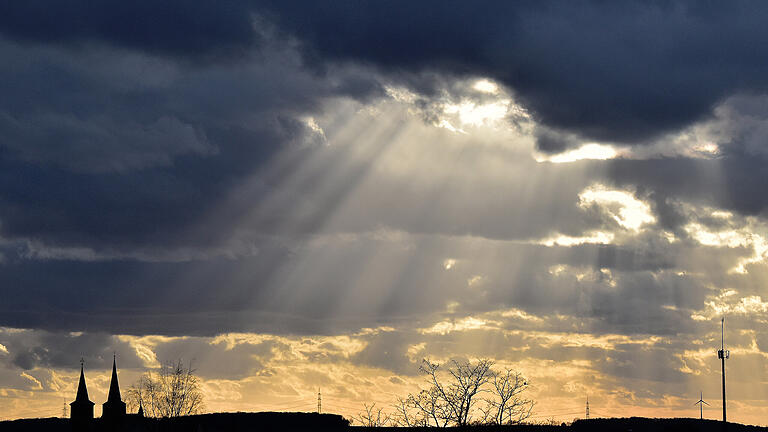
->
[703,401,710,406]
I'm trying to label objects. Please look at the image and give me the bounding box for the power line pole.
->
[317,388,322,414]
[585,396,589,419]
[717,317,729,423]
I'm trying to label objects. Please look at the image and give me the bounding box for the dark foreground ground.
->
[0,413,765,432]
[358,418,766,432]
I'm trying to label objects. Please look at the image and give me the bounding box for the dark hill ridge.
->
[356,418,766,432]
[0,414,765,432]
[0,412,348,431]
[570,417,768,432]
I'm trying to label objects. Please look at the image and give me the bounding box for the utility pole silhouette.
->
[717,317,729,423]
[695,391,709,420]
[585,396,590,419]
[317,388,322,414]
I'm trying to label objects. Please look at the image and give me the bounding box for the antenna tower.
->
[717,317,729,423]
[585,396,590,419]
[317,388,322,414]
[694,391,709,420]
[62,400,67,418]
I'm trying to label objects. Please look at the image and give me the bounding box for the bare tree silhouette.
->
[126,359,204,418]
[483,368,534,425]
[353,402,391,426]
[391,396,425,427]
[420,358,495,426]
[364,358,534,427]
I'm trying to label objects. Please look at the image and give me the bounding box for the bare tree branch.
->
[359,359,535,428]
[485,368,534,425]
[125,359,204,418]
[416,358,494,427]
[353,402,391,427]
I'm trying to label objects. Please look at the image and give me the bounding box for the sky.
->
[2,0,768,425]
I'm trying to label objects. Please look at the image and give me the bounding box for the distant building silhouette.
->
[69,356,130,432]
[69,361,94,423]
[102,355,127,421]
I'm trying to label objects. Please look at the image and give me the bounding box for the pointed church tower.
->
[70,360,94,422]
[101,355,126,420]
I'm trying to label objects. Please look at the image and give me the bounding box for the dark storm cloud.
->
[0,255,292,336]
[257,1,768,150]
[0,36,383,249]
[0,330,142,371]
[5,2,768,151]
[533,127,583,154]
[0,1,258,60]
[0,128,282,248]
[608,155,768,217]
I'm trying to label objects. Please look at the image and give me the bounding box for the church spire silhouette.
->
[102,354,126,421]
[70,359,94,422]
[75,362,89,401]
[107,354,121,402]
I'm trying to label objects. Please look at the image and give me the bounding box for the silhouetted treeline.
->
[2,415,767,432]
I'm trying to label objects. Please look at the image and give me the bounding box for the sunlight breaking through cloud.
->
[683,211,768,274]
[537,231,615,247]
[578,185,655,231]
[536,143,619,163]
[472,79,500,94]
[443,100,511,128]
[8,3,768,426]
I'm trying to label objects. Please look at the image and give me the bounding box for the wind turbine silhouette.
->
[694,391,709,420]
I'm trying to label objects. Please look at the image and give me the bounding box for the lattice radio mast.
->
[585,396,590,419]
[317,388,322,414]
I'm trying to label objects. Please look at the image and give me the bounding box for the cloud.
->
[0,114,214,172]
[0,329,143,371]
[5,2,768,151]
[257,1,768,150]
[0,34,383,251]
[0,1,260,60]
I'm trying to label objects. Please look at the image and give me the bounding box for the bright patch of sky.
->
[442,99,511,129]
[693,291,768,320]
[578,185,655,231]
[472,79,500,94]
[302,116,327,144]
[537,231,615,247]
[421,316,497,335]
[536,143,619,163]
[686,223,768,274]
